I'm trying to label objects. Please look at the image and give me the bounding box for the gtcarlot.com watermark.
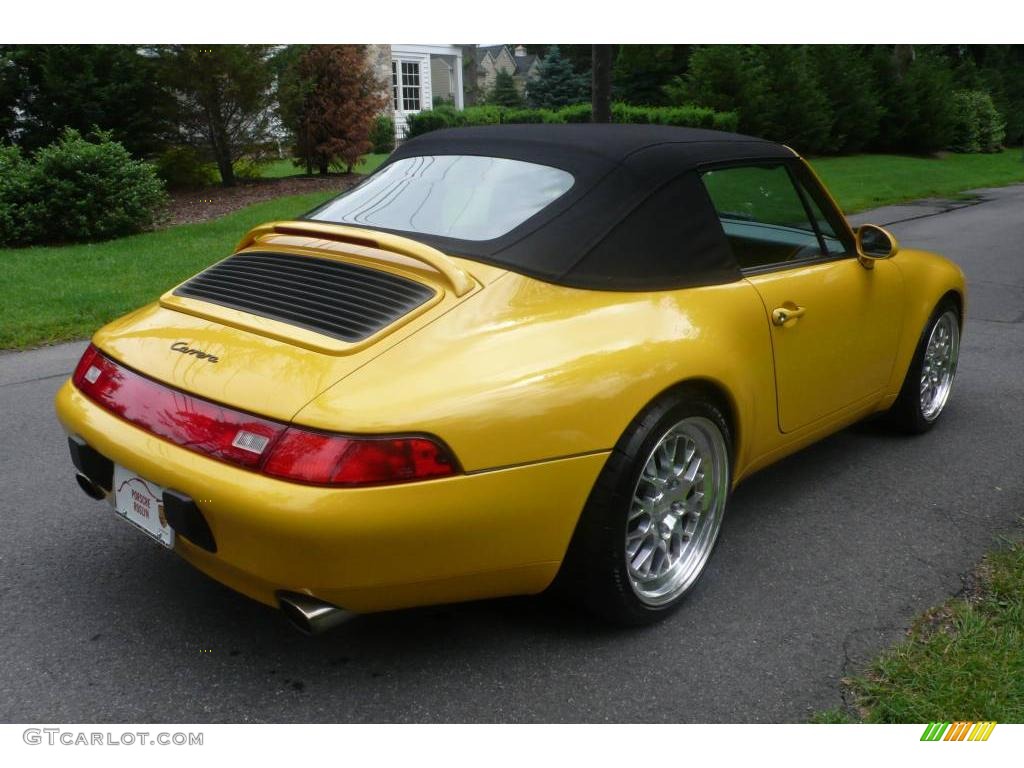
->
[23,728,203,746]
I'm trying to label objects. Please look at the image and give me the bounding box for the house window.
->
[391,61,399,111]
[400,61,421,111]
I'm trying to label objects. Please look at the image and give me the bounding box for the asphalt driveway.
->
[1,186,1022,722]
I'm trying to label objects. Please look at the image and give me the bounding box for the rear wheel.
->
[559,392,732,625]
[889,299,961,433]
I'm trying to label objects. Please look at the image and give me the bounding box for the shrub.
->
[4,129,168,246]
[0,146,37,246]
[950,90,1006,153]
[460,105,502,125]
[559,103,593,123]
[405,108,457,139]
[232,157,264,180]
[155,146,218,189]
[370,115,395,154]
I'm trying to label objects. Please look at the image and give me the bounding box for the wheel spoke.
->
[624,416,729,606]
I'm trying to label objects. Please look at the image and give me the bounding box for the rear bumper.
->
[55,380,606,613]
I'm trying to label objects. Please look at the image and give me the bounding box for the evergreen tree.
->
[761,45,834,154]
[487,70,524,107]
[0,45,175,156]
[527,46,588,108]
[810,45,883,153]
[613,45,689,106]
[155,45,276,186]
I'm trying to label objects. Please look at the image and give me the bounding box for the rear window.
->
[308,155,575,241]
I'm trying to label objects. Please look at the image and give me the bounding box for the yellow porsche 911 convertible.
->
[56,125,965,631]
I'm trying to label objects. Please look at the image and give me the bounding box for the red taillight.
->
[71,345,458,486]
[72,344,284,468]
[263,429,456,486]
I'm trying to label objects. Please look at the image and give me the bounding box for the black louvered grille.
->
[174,252,436,343]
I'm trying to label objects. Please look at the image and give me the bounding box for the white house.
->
[385,45,465,140]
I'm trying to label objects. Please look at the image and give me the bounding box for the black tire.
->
[556,388,733,626]
[888,297,961,434]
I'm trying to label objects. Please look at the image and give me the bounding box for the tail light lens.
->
[71,344,458,486]
[263,430,456,485]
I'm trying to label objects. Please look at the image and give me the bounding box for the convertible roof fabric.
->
[306,124,797,291]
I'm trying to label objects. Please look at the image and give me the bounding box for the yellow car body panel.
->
[54,146,967,617]
[55,381,607,612]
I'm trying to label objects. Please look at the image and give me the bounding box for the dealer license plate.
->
[112,465,174,549]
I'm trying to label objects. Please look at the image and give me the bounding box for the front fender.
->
[886,249,967,399]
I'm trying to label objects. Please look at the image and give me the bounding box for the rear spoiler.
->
[237,221,476,297]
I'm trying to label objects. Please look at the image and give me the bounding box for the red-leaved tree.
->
[292,45,388,174]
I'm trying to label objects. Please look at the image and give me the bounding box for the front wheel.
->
[559,393,732,625]
[889,299,961,433]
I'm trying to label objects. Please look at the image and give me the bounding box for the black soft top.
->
[313,124,797,291]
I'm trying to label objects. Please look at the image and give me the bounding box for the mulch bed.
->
[162,175,359,228]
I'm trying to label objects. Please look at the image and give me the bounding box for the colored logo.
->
[921,721,997,741]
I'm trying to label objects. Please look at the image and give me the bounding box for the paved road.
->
[1,187,1022,723]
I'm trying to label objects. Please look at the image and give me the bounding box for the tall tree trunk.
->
[216,152,235,187]
[210,126,235,187]
[894,44,915,78]
[591,45,613,123]
[304,120,314,176]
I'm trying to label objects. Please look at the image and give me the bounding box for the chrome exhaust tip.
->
[277,591,354,635]
[75,472,107,501]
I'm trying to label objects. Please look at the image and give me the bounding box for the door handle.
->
[771,305,806,326]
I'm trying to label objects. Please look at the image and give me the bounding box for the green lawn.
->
[0,190,337,349]
[2,149,1023,351]
[256,153,389,179]
[808,149,1024,213]
[815,538,1024,723]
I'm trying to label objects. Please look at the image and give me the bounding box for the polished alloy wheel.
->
[625,416,729,606]
[920,309,960,422]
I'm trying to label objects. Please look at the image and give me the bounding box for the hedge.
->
[404,102,739,139]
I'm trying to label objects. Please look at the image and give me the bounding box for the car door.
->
[701,161,904,434]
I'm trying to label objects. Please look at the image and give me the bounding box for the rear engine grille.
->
[174,251,436,342]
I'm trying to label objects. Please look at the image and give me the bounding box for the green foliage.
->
[0,145,33,245]
[666,45,773,135]
[0,44,175,156]
[232,157,265,180]
[668,45,833,153]
[403,102,738,137]
[950,90,1006,153]
[761,46,834,154]
[559,103,595,123]
[527,46,588,109]
[612,45,689,106]
[155,146,218,189]
[0,129,167,246]
[873,51,957,154]
[370,115,395,154]
[405,107,457,138]
[809,45,883,153]
[487,71,524,107]
[155,45,276,185]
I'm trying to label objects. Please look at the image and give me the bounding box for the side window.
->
[701,164,840,270]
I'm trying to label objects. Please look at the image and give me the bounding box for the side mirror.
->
[855,224,899,267]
